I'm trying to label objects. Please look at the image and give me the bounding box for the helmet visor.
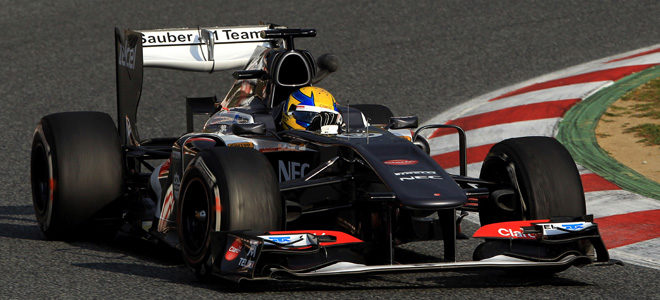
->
[291,111,319,125]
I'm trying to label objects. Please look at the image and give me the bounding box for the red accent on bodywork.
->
[596,210,660,249]
[473,219,550,240]
[267,230,363,246]
[488,64,656,101]
[383,159,419,166]
[185,137,216,143]
[224,238,243,261]
[158,159,171,178]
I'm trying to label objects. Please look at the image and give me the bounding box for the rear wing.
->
[115,25,278,144]
[138,25,273,72]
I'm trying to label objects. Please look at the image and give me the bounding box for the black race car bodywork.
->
[31,25,611,283]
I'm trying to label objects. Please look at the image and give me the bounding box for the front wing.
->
[208,218,610,282]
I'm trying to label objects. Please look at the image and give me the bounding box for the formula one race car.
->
[30,25,610,282]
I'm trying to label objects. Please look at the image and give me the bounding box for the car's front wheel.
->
[177,147,282,279]
[474,137,588,264]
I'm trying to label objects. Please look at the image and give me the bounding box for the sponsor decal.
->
[559,223,584,230]
[224,238,243,261]
[237,240,259,269]
[473,219,549,240]
[228,142,254,148]
[237,257,254,269]
[118,44,136,69]
[394,170,443,181]
[264,236,292,243]
[278,160,310,182]
[384,159,418,166]
[336,132,382,138]
[540,222,592,236]
[497,228,537,240]
[141,28,266,47]
[267,230,363,246]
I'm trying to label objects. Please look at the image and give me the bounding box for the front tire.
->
[177,147,282,279]
[478,136,585,225]
[474,137,588,264]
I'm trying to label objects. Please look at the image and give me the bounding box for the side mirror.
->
[389,116,418,129]
[232,123,267,135]
[312,53,339,84]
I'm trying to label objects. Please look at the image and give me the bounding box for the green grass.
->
[615,76,660,145]
[624,123,660,146]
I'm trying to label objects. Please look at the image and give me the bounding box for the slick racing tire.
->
[474,137,587,264]
[177,147,282,280]
[352,104,393,126]
[477,136,585,225]
[30,112,123,240]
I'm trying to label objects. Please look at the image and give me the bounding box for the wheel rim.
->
[180,177,212,258]
[31,143,50,215]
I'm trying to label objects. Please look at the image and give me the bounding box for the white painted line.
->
[445,162,483,178]
[430,118,560,156]
[423,43,660,127]
[584,52,660,72]
[585,190,660,218]
[608,238,660,270]
[457,81,610,118]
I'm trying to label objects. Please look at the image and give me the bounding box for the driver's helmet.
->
[281,86,342,131]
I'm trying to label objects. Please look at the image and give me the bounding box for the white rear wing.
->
[135,25,275,72]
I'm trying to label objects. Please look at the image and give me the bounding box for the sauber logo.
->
[141,29,265,47]
[384,159,418,166]
[224,238,243,261]
[497,228,537,240]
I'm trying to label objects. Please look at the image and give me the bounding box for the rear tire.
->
[31,112,123,239]
[177,147,282,279]
[478,136,585,225]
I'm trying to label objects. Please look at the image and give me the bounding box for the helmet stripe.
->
[292,90,315,106]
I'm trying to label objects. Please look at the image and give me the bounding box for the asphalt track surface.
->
[2,1,659,298]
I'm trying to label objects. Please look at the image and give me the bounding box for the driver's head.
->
[281,87,341,131]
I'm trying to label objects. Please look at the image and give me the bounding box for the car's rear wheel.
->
[31,112,123,239]
[177,147,282,280]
